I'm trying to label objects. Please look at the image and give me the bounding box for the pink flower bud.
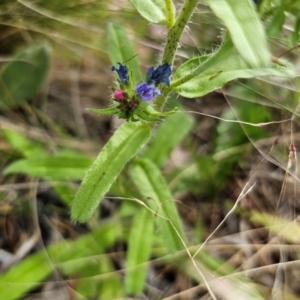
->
[113,89,127,101]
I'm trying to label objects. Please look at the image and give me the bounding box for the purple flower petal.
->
[146,63,171,86]
[136,82,161,101]
[111,62,129,84]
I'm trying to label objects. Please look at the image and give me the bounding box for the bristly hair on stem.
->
[155,0,199,111]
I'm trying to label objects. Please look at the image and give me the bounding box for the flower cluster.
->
[88,61,175,122]
[111,62,171,101]
[134,63,171,101]
[135,82,160,101]
[109,61,172,121]
[111,63,129,85]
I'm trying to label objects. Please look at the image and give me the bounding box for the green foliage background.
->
[0,0,300,299]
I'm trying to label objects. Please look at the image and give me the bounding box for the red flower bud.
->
[113,89,127,101]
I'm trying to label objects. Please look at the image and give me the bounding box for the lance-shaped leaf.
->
[107,23,141,83]
[3,155,93,180]
[0,251,53,300]
[0,223,121,300]
[130,158,184,253]
[125,206,153,295]
[206,0,270,66]
[129,0,175,25]
[71,122,151,223]
[0,44,50,108]
[173,40,296,98]
[2,129,46,158]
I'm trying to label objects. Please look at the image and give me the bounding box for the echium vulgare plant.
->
[70,0,296,296]
[90,61,175,122]
[71,0,295,223]
[71,0,296,238]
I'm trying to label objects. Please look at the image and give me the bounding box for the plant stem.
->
[155,0,199,111]
[165,0,175,28]
[162,0,198,66]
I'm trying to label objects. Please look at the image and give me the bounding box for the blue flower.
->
[136,82,161,101]
[111,62,129,84]
[146,63,171,86]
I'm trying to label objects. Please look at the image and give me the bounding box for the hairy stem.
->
[165,0,175,28]
[162,0,198,66]
[155,0,199,111]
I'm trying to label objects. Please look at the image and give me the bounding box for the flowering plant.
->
[71,1,296,279]
[1,0,299,299]
[72,0,295,221]
[88,61,176,121]
[66,0,298,297]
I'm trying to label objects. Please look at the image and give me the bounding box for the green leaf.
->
[125,206,153,295]
[107,23,141,83]
[143,110,194,167]
[206,0,270,66]
[0,251,53,300]
[0,223,120,300]
[173,40,296,98]
[3,155,93,180]
[71,122,151,223]
[266,7,285,37]
[129,0,174,25]
[0,44,50,108]
[2,129,46,158]
[251,212,300,244]
[130,158,184,253]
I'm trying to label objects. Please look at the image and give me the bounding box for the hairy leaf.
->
[107,23,141,82]
[129,0,174,25]
[71,122,151,223]
[206,0,270,66]
[173,40,296,98]
[130,159,184,253]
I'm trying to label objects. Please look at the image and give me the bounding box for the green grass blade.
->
[0,252,53,300]
[0,44,50,108]
[142,111,194,167]
[130,158,184,253]
[206,0,270,66]
[0,223,120,300]
[125,206,153,295]
[71,122,151,223]
[2,129,45,158]
[3,155,94,180]
[107,23,141,82]
[251,212,300,244]
[173,40,296,98]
